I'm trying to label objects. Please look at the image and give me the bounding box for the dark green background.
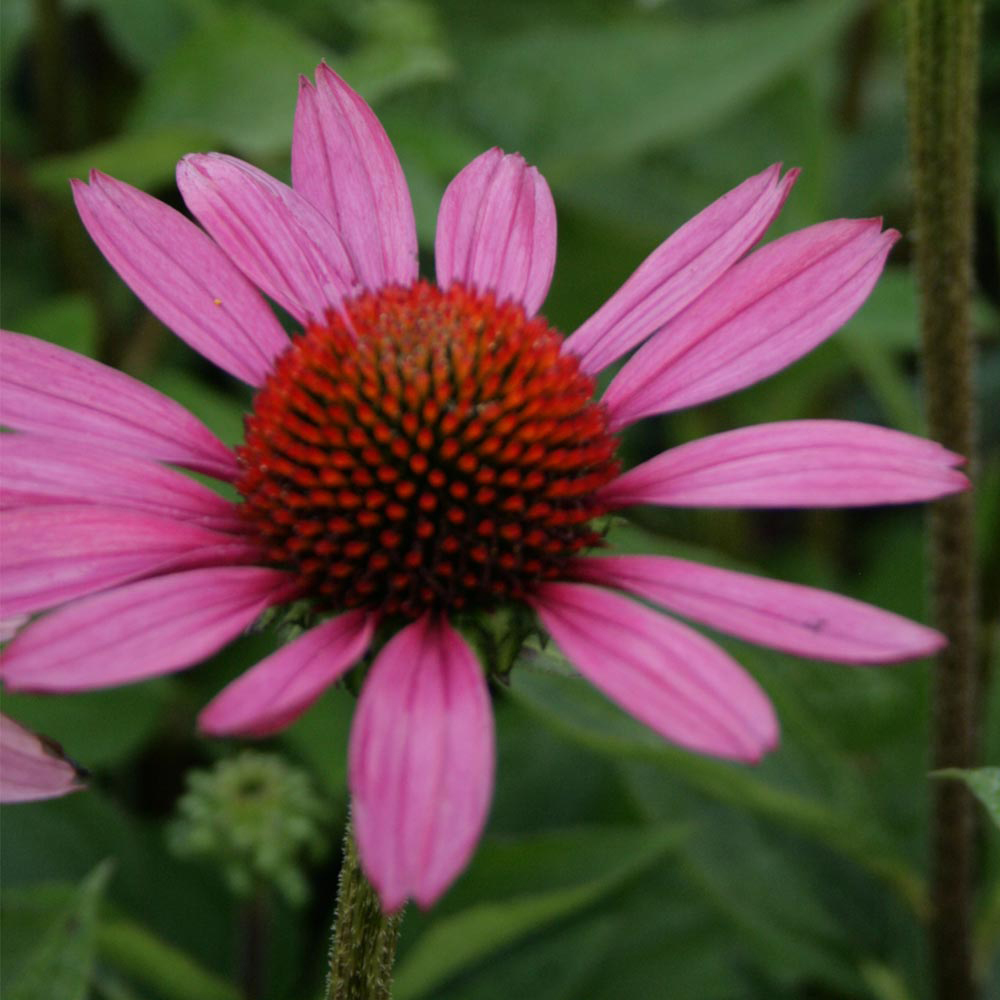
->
[2,0,998,997]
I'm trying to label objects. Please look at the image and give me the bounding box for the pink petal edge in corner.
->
[0,566,297,692]
[348,615,495,911]
[531,582,778,763]
[0,331,238,481]
[564,164,798,375]
[604,219,898,428]
[72,171,288,387]
[600,419,969,510]
[0,714,85,803]
[292,64,418,291]
[572,554,945,664]
[199,611,375,737]
[177,153,359,325]
[435,148,557,317]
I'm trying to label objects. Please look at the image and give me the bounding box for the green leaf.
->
[1,790,236,977]
[509,666,926,914]
[96,919,240,1000]
[129,3,449,160]
[4,862,113,1000]
[0,0,32,81]
[935,768,1000,830]
[280,684,353,799]
[393,824,684,999]
[147,368,249,451]
[128,9,325,157]
[1,682,168,769]
[340,0,452,101]
[86,0,202,73]
[10,294,98,358]
[31,127,222,199]
[463,0,861,177]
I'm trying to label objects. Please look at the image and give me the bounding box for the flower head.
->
[0,64,966,910]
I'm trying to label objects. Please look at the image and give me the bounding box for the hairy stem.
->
[326,816,403,1000]
[903,2,983,998]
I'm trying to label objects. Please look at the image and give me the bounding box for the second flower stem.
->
[904,1,983,998]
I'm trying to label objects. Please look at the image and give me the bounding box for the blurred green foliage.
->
[1,0,998,998]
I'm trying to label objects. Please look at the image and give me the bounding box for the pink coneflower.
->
[0,65,966,910]
[0,713,85,803]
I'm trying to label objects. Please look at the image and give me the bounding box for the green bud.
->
[168,751,332,906]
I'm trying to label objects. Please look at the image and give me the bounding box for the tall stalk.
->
[903,2,983,998]
[326,816,403,1000]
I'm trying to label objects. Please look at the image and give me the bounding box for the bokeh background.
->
[2,0,998,997]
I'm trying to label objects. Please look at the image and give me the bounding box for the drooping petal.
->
[0,714,85,803]
[600,420,968,509]
[604,219,898,428]
[530,583,777,762]
[0,435,244,533]
[177,153,360,325]
[573,554,945,664]
[349,615,494,911]
[435,149,557,316]
[0,506,263,618]
[563,164,798,374]
[200,611,375,737]
[0,331,237,480]
[1,567,296,692]
[72,172,288,386]
[292,64,417,290]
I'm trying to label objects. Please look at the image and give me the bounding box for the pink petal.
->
[72,171,288,387]
[1,567,296,692]
[0,506,262,618]
[349,615,494,911]
[0,435,244,533]
[0,331,237,480]
[177,153,360,325]
[199,611,375,737]
[0,714,84,803]
[564,164,798,375]
[292,64,417,290]
[435,148,557,316]
[530,583,777,762]
[600,420,968,509]
[604,219,898,428]
[573,554,945,664]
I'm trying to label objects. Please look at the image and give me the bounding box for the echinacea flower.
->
[0,64,967,910]
[0,713,85,803]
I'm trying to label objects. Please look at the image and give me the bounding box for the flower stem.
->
[903,2,983,999]
[326,816,403,1000]
[238,887,269,1000]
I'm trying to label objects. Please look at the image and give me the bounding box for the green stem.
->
[326,816,404,1000]
[237,887,269,1000]
[903,3,983,999]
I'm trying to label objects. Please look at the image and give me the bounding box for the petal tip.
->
[923,629,948,656]
[195,703,230,737]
